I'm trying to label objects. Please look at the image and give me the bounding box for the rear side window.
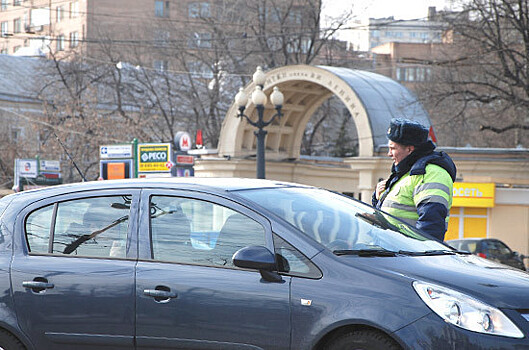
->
[485,240,511,257]
[26,204,54,253]
[464,242,477,253]
[25,196,131,258]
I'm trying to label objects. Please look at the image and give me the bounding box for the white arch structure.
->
[218,65,431,159]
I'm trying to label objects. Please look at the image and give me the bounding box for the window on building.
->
[188,32,212,48]
[266,37,282,51]
[420,32,429,40]
[11,127,22,142]
[153,59,168,72]
[69,1,79,18]
[1,0,7,11]
[14,0,21,5]
[405,67,415,82]
[1,21,7,36]
[288,8,303,25]
[287,38,312,54]
[188,2,210,18]
[0,48,7,54]
[265,7,281,23]
[154,29,170,46]
[187,61,213,79]
[13,18,21,33]
[56,6,64,22]
[416,67,425,81]
[70,31,78,47]
[396,67,402,81]
[56,34,65,51]
[154,0,169,17]
[426,67,432,81]
[445,207,489,240]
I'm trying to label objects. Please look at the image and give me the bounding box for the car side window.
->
[150,195,266,268]
[273,234,322,279]
[489,240,511,256]
[26,204,54,253]
[25,196,131,258]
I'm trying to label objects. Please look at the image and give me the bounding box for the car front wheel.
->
[323,329,401,350]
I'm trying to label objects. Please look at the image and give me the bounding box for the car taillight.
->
[477,253,487,259]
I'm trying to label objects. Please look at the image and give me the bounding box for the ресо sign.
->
[138,143,172,172]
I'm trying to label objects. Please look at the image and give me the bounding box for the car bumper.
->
[393,312,529,349]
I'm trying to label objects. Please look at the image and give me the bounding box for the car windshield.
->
[236,187,451,254]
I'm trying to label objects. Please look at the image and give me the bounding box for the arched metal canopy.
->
[218,65,431,159]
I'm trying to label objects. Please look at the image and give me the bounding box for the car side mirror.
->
[233,246,283,283]
[233,245,276,270]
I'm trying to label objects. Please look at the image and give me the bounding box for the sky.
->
[321,0,457,41]
[322,0,456,21]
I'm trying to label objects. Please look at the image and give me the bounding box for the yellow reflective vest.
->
[380,163,453,232]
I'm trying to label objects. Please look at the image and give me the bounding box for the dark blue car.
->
[0,178,528,350]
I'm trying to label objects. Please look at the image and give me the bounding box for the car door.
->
[135,189,291,350]
[10,190,139,350]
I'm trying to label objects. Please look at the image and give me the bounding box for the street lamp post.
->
[234,67,284,179]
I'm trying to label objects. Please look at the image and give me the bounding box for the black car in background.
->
[446,238,526,271]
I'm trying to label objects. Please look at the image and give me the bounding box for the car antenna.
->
[53,131,87,182]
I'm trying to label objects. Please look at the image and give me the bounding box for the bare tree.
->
[33,0,356,165]
[424,0,529,147]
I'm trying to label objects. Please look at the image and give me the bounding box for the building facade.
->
[0,0,318,71]
[348,6,452,52]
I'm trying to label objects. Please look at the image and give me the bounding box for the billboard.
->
[452,182,495,208]
[13,158,62,192]
[137,143,172,173]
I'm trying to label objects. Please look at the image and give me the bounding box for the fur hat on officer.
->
[387,118,429,146]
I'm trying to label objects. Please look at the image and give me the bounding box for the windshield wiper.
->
[397,249,459,256]
[333,249,398,257]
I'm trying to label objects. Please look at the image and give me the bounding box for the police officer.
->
[372,118,457,241]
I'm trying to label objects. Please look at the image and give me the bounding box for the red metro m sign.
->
[175,131,192,151]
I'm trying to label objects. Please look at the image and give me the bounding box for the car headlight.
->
[413,281,524,338]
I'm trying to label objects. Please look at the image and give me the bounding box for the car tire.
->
[323,329,401,350]
[0,329,25,350]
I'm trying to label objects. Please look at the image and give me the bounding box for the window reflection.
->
[150,196,265,268]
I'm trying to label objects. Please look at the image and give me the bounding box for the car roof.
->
[4,177,313,201]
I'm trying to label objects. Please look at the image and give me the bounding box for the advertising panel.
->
[40,160,61,172]
[452,182,495,208]
[100,144,133,159]
[17,159,38,178]
[137,143,172,173]
[14,158,62,192]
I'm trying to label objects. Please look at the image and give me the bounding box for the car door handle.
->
[143,289,178,299]
[23,281,54,291]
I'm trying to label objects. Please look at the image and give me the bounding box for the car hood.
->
[345,253,529,309]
